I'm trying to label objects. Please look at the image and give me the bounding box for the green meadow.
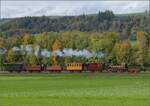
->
[0,73,149,106]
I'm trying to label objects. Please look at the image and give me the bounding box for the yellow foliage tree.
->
[52,39,61,51]
[6,49,15,63]
[110,41,131,64]
[136,32,149,66]
[22,34,34,45]
[136,32,149,50]
[51,39,61,64]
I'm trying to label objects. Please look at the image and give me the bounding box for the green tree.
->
[41,57,48,64]
[0,54,4,71]
[6,49,15,63]
[22,34,34,45]
[108,41,133,65]
[90,32,119,60]
[117,41,132,64]
[0,37,5,48]
[35,32,53,49]
[28,49,37,64]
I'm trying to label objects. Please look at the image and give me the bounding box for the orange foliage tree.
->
[108,41,132,64]
[51,39,61,64]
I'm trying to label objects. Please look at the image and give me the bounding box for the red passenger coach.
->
[87,63,104,72]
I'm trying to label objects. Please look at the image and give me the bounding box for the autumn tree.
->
[89,32,101,52]
[90,32,119,61]
[136,32,149,66]
[35,32,56,49]
[51,39,61,64]
[117,41,132,64]
[59,32,75,49]
[22,34,35,45]
[108,41,133,65]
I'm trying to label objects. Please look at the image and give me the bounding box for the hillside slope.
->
[0,11,149,39]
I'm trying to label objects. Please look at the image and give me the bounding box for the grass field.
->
[0,73,149,106]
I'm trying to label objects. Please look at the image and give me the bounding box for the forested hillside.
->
[0,11,149,40]
[0,11,150,68]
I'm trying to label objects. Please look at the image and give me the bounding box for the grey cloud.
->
[1,1,149,18]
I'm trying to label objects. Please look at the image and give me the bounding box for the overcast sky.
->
[1,1,149,18]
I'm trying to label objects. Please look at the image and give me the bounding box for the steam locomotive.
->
[2,63,141,73]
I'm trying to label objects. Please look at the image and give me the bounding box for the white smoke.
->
[20,45,32,55]
[0,48,6,54]
[11,45,104,58]
[41,49,50,57]
[54,48,104,58]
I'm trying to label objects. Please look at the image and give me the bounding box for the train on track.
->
[1,63,141,73]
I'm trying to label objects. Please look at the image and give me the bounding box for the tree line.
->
[0,10,149,40]
[0,31,149,68]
